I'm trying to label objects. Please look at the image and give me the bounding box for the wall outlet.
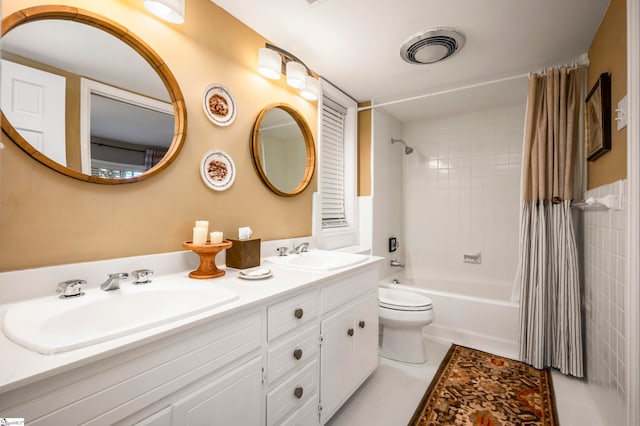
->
[463,251,481,264]
[616,95,628,131]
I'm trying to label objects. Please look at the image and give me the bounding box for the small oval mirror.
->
[1,6,186,184]
[251,104,315,196]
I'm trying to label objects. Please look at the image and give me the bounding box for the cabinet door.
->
[319,304,354,423]
[172,357,263,426]
[352,291,379,386]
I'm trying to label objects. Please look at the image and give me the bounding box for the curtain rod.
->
[360,53,591,112]
[358,72,529,112]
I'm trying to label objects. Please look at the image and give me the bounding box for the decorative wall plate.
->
[200,150,236,191]
[202,84,237,126]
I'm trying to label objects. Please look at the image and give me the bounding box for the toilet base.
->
[379,325,427,364]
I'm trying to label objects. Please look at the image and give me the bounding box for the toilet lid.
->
[379,287,433,311]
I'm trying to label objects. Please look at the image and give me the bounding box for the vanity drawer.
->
[266,358,318,426]
[280,393,319,426]
[267,324,319,386]
[268,289,319,342]
[321,267,377,314]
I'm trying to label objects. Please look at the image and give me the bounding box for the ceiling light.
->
[144,0,185,24]
[258,48,282,80]
[300,76,319,101]
[286,61,306,89]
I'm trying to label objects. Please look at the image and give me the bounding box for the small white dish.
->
[238,267,272,280]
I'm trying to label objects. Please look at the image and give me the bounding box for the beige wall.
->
[587,0,627,189]
[357,102,371,197]
[0,0,318,271]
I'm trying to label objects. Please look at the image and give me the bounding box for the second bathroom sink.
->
[263,249,368,271]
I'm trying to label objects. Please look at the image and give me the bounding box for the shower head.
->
[391,138,414,155]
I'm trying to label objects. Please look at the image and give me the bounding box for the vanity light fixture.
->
[300,76,319,101]
[285,61,307,89]
[144,0,185,24]
[257,44,320,101]
[258,48,282,80]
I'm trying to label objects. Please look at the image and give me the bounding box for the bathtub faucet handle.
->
[390,259,405,267]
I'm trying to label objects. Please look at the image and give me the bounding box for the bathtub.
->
[381,276,520,359]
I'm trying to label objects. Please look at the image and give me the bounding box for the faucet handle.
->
[276,247,289,256]
[109,272,129,280]
[131,269,153,284]
[56,279,86,298]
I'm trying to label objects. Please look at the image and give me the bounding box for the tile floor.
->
[327,340,604,426]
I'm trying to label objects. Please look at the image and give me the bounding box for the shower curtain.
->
[515,66,585,377]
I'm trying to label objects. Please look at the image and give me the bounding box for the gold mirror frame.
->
[1,5,187,184]
[251,103,315,197]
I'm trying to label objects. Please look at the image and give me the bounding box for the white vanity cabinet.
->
[319,269,379,424]
[0,261,381,425]
[265,290,320,425]
[0,310,264,426]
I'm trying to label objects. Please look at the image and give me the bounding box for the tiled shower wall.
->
[402,104,525,288]
[583,179,626,425]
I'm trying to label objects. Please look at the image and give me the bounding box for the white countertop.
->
[0,257,382,394]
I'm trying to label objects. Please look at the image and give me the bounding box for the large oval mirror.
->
[1,6,186,184]
[251,104,315,196]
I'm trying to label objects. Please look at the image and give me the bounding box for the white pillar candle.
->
[210,231,223,244]
[195,220,209,235]
[193,227,208,245]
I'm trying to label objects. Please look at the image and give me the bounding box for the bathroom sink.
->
[2,276,238,355]
[263,249,368,271]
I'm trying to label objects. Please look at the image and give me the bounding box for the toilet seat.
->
[379,287,433,312]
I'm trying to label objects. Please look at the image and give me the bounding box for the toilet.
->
[378,283,435,363]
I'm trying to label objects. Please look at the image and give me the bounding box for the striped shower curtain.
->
[516,66,585,377]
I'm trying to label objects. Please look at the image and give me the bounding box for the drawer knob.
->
[293,348,303,360]
[294,386,304,399]
[294,308,304,319]
[359,320,366,329]
[347,328,354,337]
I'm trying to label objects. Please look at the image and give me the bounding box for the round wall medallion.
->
[200,149,236,191]
[202,84,237,126]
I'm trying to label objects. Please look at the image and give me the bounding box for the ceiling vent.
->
[400,28,465,64]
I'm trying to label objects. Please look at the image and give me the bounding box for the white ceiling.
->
[211,0,609,122]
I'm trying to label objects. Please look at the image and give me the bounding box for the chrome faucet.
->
[56,279,86,298]
[276,246,289,256]
[293,242,309,254]
[131,269,153,284]
[390,259,406,267]
[100,272,128,291]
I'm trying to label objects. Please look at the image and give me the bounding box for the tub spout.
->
[390,259,405,267]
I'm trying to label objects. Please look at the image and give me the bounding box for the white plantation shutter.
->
[320,96,348,228]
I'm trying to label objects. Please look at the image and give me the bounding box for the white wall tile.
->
[402,104,525,286]
[583,179,627,422]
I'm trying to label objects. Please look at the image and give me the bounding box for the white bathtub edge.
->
[423,324,519,361]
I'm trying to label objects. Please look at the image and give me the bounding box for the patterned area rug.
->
[409,344,558,426]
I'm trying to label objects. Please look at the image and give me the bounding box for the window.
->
[320,97,348,228]
[314,80,358,249]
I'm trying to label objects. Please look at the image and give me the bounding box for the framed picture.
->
[585,72,611,161]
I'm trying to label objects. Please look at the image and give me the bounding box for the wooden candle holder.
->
[182,240,233,279]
